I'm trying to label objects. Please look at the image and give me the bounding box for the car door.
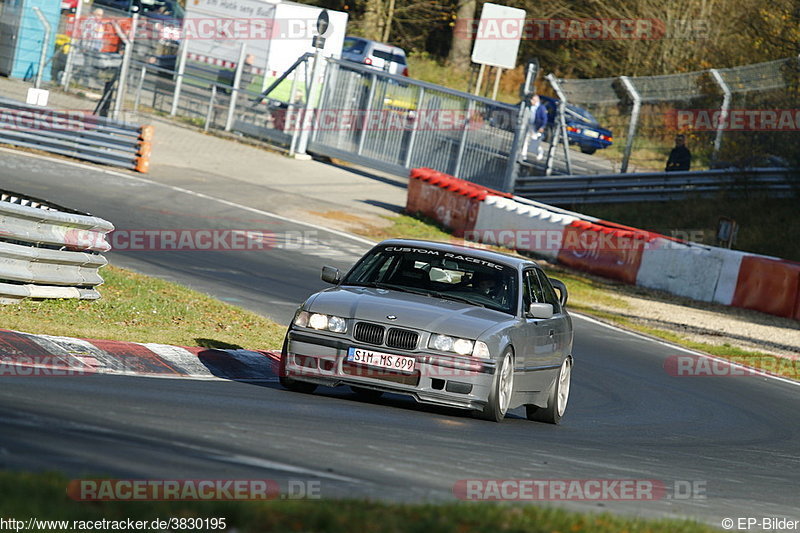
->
[535,269,571,360]
[516,269,559,393]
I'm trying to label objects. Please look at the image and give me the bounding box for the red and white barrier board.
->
[406,167,800,322]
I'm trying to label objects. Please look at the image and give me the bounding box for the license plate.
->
[583,130,600,138]
[347,347,415,373]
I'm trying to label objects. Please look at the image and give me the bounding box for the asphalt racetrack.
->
[1,151,798,527]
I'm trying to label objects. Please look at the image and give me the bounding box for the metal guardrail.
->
[0,193,114,303]
[0,96,152,172]
[514,168,800,205]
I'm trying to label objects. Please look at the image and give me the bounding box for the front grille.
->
[386,328,419,350]
[353,322,385,345]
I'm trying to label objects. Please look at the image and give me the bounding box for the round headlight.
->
[472,341,491,359]
[293,310,310,328]
[328,316,347,333]
[308,313,329,330]
[453,338,474,356]
[430,334,454,352]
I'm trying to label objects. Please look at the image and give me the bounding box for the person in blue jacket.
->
[523,94,549,161]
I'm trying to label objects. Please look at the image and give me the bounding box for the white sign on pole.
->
[470,3,526,70]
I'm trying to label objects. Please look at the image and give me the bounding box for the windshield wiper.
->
[433,293,486,308]
[352,282,432,297]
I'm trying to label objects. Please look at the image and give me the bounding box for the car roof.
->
[344,36,406,56]
[375,239,534,269]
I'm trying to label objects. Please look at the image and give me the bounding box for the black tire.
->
[278,334,318,394]
[526,357,572,424]
[580,146,597,155]
[350,386,384,401]
[477,348,515,422]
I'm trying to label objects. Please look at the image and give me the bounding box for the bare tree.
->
[448,0,477,70]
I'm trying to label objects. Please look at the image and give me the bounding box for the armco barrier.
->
[470,196,577,261]
[407,168,800,322]
[0,96,152,173]
[406,168,509,237]
[732,257,800,320]
[0,192,114,303]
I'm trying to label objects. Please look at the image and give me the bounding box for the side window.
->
[523,270,545,314]
[534,269,561,314]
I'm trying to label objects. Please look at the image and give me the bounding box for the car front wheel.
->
[478,348,514,422]
[526,356,571,424]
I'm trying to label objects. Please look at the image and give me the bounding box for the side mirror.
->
[321,265,341,284]
[551,279,568,306]
[528,302,553,319]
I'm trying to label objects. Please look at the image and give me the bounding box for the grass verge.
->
[1,471,721,533]
[0,265,285,350]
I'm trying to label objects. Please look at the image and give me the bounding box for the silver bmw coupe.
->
[280,239,573,423]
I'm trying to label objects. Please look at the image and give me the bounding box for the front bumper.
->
[284,329,496,411]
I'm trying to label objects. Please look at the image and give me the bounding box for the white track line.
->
[5,148,798,389]
[573,312,800,387]
[0,147,375,247]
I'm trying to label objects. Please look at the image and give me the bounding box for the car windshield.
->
[342,38,367,55]
[342,245,518,315]
[566,105,598,124]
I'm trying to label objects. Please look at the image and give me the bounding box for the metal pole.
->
[31,8,51,90]
[294,48,324,156]
[619,75,641,174]
[225,42,247,132]
[501,100,527,193]
[62,0,84,90]
[112,13,138,121]
[544,115,562,176]
[288,58,308,156]
[452,99,475,178]
[170,39,189,116]
[309,60,332,145]
[544,74,560,176]
[356,73,377,156]
[547,73,572,175]
[709,68,731,160]
[283,67,301,135]
[491,67,502,101]
[474,64,485,96]
[205,85,217,132]
[133,65,146,112]
[403,87,425,168]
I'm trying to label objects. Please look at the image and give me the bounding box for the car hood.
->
[305,286,514,339]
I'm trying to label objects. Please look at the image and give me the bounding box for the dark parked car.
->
[539,95,613,154]
[280,239,574,423]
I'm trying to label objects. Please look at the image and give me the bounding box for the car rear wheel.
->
[278,335,318,394]
[526,357,571,424]
[350,386,384,401]
[478,348,514,422]
[580,146,596,155]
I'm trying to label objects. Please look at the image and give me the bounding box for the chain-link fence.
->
[553,57,800,174]
[40,5,800,191]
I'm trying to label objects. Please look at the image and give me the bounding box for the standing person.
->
[81,8,107,52]
[666,134,692,171]
[522,94,548,161]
